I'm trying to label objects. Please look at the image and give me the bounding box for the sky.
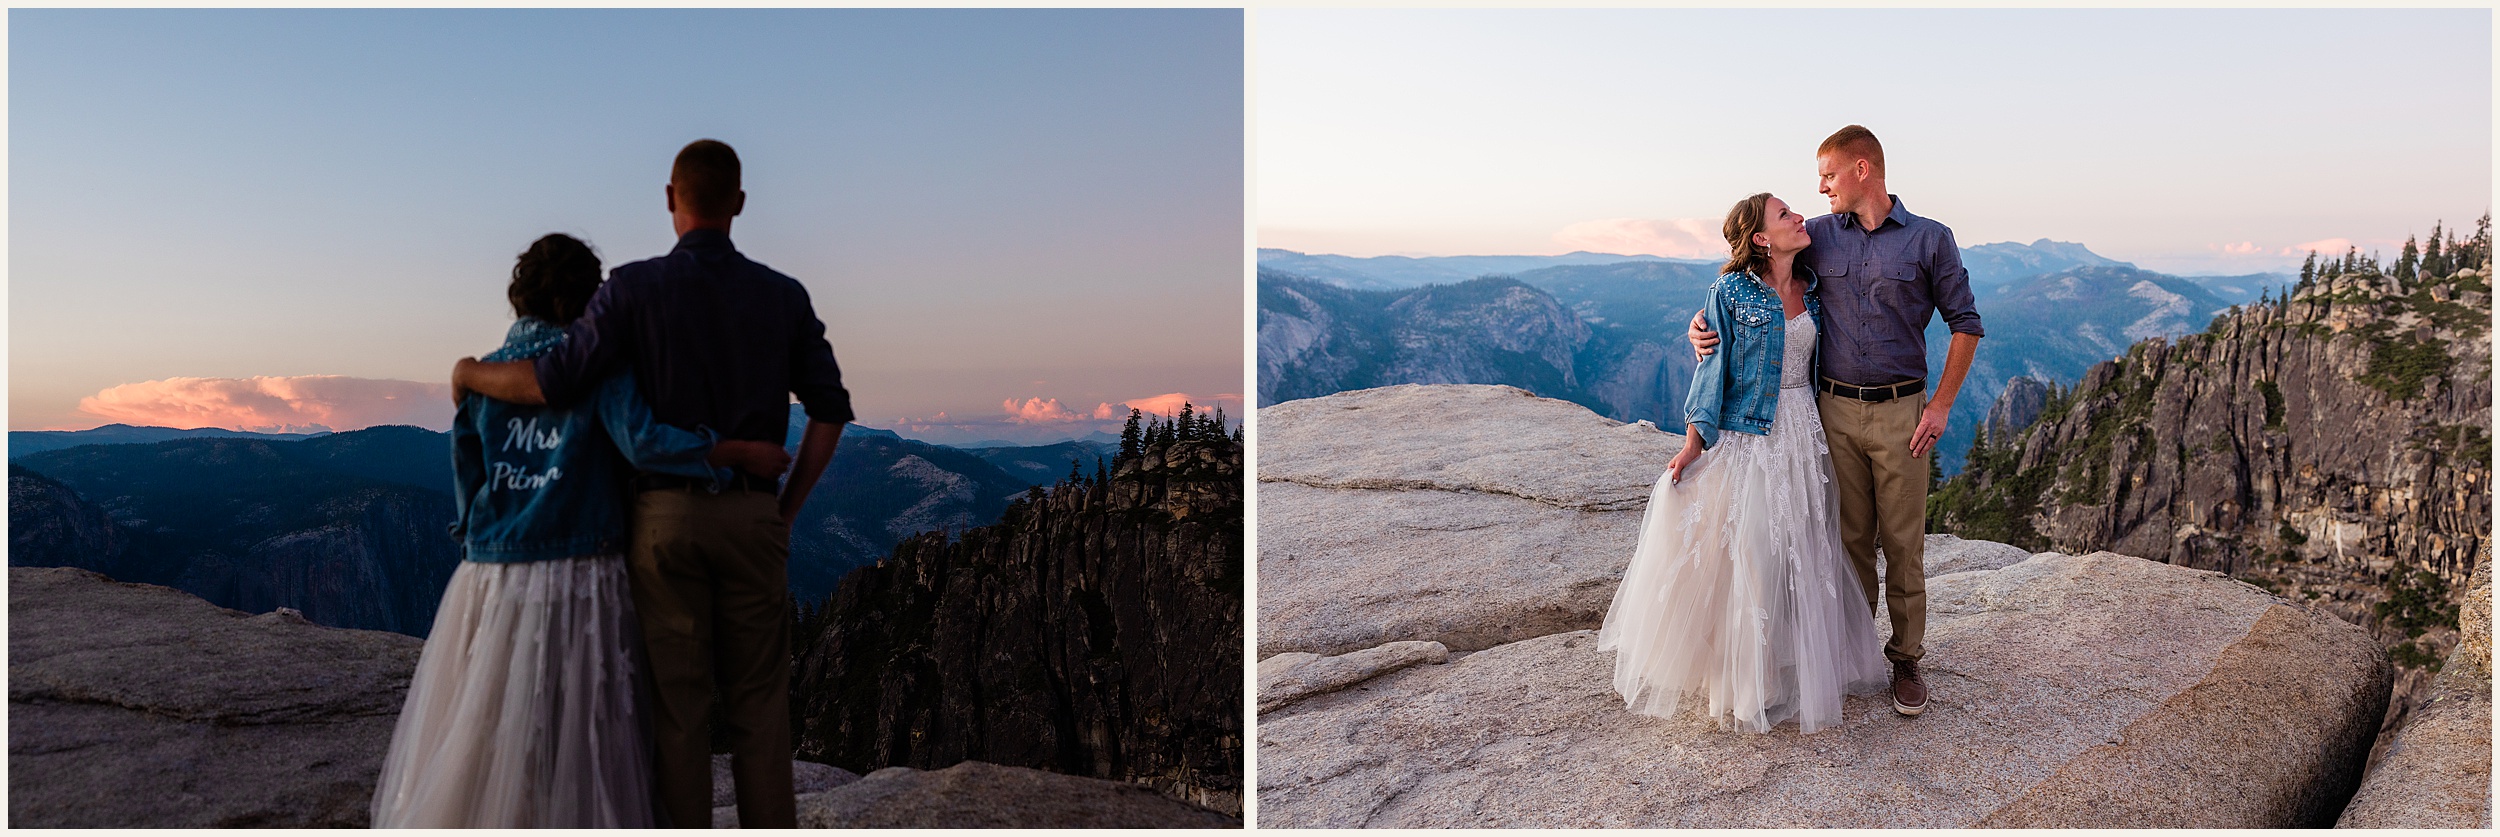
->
[11,9,1244,445]
[1258,8,2492,276]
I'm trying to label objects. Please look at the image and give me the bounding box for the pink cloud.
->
[1002,397,1089,424]
[2286,238,2354,256]
[1551,218,1722,259]
[2210,241,2262,256]
[77,375,454,433]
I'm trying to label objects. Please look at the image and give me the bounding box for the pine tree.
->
[1209,404,1228,439]
[1118,408,1144,463]
[2299,251,2316,289]
[2397,235,2419,283]
[1066,458,1083,486]
[1177,401,1196,442]
[1093,455,1108,484]
[2425,222,2446,277]
[2473,212,2493,268]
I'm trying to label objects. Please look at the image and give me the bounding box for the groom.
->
[454,139,851,827]
[1689,125,1983,717]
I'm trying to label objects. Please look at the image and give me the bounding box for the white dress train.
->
[1596,312,1888,734]
[370,554,657,828]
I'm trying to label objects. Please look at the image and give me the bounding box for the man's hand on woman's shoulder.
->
[1689,311,1719,360]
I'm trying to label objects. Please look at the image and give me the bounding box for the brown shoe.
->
[1891,660,1928,716]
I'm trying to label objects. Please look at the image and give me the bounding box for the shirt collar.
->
[674,227,736,253]
[1880,194,1916,230]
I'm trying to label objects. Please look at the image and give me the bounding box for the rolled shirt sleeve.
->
[1931,228,1985,338]
[788,286,856,426]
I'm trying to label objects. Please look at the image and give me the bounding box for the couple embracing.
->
[371,139,851,828]
[1597,125,1984,733]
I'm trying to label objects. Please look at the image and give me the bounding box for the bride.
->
[1595,193,1888,734]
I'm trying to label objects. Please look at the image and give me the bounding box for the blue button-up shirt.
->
[534,229,855,445]
[1800,196,1983,387]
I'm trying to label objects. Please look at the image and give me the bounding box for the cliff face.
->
[790,438,1244,817]
[6,448,460,637]
[1935,258,2491,742]
[9,464,134,575]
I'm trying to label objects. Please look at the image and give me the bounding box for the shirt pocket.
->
[1871,261,1929,311]
[1730,303,1780,329]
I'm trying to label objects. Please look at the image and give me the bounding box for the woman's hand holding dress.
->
[1667,425,1705,485]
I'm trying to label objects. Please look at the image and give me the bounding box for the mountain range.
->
[9,416,1126,635]
[1257,240,2294,475]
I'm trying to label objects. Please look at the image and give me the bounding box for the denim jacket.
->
[1682,270,1824,450]
[449,318,734,563]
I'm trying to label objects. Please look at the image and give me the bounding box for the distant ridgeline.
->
[6,410,1119,636]
[791,407,1245,817]
[1934,216,2492,688]
[1256,242,2294,475]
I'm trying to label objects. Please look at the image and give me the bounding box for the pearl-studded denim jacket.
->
[449,318,733,563]
[1681,270,1824,450]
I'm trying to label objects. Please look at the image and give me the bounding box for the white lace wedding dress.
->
[1597,311,1888,734]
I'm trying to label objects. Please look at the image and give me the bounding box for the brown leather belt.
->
[1818,377,1925,403]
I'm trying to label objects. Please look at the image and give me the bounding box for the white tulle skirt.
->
[1597,384,1889,734]
[371,555,656,828]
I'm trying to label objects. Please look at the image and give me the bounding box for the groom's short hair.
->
[672,139,743,219]
[1817,125,1884,176]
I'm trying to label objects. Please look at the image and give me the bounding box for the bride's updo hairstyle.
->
[509,233,604,326]
[1720,192,1775,279]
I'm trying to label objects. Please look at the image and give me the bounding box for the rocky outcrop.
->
[791,438,1243,817]
[1258,552,2390,828]
[1259,383,2400,827]
[1983,375,2051,443]
[12,564,1219,829]
[2337,564,2494,828]
[8,566,423,827]
[766,761,1238,828]
[1257,385,1671,658]
[1934,257,2492,754]
[1259,385,2049,659]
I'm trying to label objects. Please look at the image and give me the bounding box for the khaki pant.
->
[628,488,795,829]
[1817,386,1928,663]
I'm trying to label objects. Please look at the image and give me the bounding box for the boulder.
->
[1257,385,1678,658]
[709,755,863,826]
[1918,534,2039,577]
[1259,640,1448,714]
[2336,564,2493,828]
[776,760,1239,828]
[1258,551,2390,828]
[7,566,424,827]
